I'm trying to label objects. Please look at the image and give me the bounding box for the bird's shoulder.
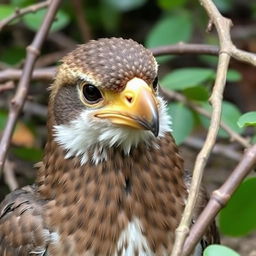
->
[0,185,53,256]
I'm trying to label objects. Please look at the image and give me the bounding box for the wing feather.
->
[0,185,51,256]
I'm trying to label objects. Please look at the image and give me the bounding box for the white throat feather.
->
[53,96,171,165]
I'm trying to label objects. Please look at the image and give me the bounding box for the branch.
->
[184,136,242,162]
[0,81,15,92]
[35,51,68,67]
[0,67,56,82]
[151,43,256,67]
[183,143,256,255]
[151,43,219,56]
[48,32,77,50]
[0,0,50,31]
[171,0,234,255]
[160,88,251,148]
[3,159,18,191]
[0,0,62,171]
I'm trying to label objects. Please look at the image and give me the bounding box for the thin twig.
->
[171,0,234,254]
[3,159,18,191]
[151,43,219,56]
[160,88,251,148]
[0,0,62,171]
[0,81,15,92]
[184,137,242,162]
[231,46,256,65]
[48,32,77,50]
[152,42,256,66]
[0,0,50,31]
[183,143,256,256]
[0,67,56,82]
[35,51,68,67]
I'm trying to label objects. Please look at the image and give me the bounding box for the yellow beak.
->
[94,78,159,137]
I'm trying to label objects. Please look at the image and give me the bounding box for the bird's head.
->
[50,38,171,164]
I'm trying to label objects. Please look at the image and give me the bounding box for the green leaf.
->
[226,69,242,82]
[168,103,194,145]
[146,12,192,62]
[157,0,188,10]
[23,9,70,32]
[11,147,43,162]
[0,5,16,20]
[0,110,8,131]
[204,245,240,256]
[219,177,256,236]
[102,0,146,11]
[183,86,209,101]
[161,68,214,90]
[200,101,243,138]
[237,111,256,128]
[0,46,25,65]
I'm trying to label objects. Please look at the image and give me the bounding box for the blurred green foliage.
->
[219,177,256,236]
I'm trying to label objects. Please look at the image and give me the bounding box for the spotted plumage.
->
[0,38,219,256]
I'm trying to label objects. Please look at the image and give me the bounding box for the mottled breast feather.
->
[61,37,158,92]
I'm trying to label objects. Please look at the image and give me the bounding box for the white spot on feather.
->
[116,218,154,256]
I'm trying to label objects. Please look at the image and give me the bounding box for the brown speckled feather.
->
[36,133,186,256]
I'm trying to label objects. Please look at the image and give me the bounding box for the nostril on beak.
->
[125,95,133,103]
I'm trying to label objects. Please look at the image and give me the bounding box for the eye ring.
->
[152,76,158,91]
[82,84,103,104]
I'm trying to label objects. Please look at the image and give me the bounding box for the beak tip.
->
[151,125,159,137]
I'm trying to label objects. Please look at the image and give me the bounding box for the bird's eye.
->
[82,84,102,104]
[152,76,158,91]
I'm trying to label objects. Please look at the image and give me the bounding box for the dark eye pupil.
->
[83,84,102,103]
[153,76,158,90]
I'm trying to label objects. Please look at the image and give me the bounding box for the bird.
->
[0,37,219,256]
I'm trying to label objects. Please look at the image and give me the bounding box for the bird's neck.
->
[36,132,185,200]
[36,132,187,255]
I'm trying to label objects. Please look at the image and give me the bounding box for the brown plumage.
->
[0,38,219,256]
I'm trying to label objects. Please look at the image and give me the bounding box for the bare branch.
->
[184,137,242,162]
[0,67,55,82]
[0,0,50,31]
[35,51,68,67]
[171,0,234,254]
[151,42,256,69]
[231,46,256,65]
[0,0,62,171]
[3,159,18,191]
[47,32,77,50]
[183,144,256,256]
[151,43,219,56]
[0,81,15,92]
